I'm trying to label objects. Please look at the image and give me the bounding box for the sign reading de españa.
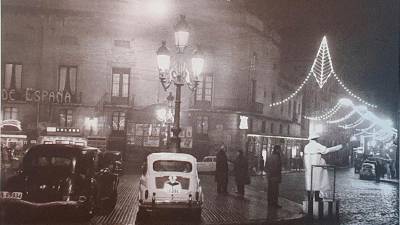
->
[2,88,73,104]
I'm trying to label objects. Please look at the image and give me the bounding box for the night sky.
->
[247,0,399,120]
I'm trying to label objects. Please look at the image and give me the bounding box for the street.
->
[3,168,397,225]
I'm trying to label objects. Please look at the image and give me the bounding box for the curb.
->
[380,179,399,185]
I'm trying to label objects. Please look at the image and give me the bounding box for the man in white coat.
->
[304,133,343,201]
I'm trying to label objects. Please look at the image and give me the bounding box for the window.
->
[3,63,22,90]
[195,74,213,102]
[279,124,283,134]
[287,124,290,135]
[112,112,126,131]
[112,68,130,98]
[59,109,73,127]
[196,116,208,134]
[293,101,297,117]
[261,121,266,133]
[270,123,274,134]
[250,79,257,103]
[288,101,292,117]
[59,66,77,94]
[3,107,18,120]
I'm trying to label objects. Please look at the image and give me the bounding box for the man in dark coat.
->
[234,150,249,196]
[268,145,282,208]
[215,146,229,194]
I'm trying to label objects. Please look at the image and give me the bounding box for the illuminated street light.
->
[156,15,204,152]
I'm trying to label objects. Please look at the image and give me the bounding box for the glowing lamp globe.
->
[174,15,189,50]
[191,47,204,79]
[156,41,171,73]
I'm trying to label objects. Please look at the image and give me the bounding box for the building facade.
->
[1,0,303,166]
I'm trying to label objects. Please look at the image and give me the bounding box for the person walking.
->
[268,145,282,208]
[234,150,249,196]
[304,134,343,201]
[215,146,229,194]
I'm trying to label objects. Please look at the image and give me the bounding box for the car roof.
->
[147,152,196,162]
[26,144,86,158]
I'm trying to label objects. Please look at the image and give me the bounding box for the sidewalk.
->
[199,175,305,225]
[380,177,399,185]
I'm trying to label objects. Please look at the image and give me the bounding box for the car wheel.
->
[103,190,117,214]
[136,208,147,222]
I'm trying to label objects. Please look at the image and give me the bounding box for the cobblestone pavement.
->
[3,168,398,225]
[251,168,398,225]
[2,173,303,225]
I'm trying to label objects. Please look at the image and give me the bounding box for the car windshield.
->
[153,160,192,173]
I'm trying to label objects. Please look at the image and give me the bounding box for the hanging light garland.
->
[270,72,312,106]
[305,98,353,120]
[270,36,376,108]
[332,73,377,108]
[339,117,366,129]
[304,101,342,120]
[326,110,357,124]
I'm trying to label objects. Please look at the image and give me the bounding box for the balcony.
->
[213,98,263,114]
[249,102,263,114]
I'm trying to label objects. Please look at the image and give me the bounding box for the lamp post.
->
[156,15,204,153]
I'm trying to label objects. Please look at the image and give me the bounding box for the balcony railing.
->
[213,98,264,114]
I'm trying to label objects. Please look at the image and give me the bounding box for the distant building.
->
[1,0,303,166]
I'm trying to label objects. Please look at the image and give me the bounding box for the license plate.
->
[0,191,23,199]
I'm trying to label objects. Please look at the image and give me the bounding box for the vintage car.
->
[197,156,216,173]
[197,155,234,174]
[138,153,203,221]
[0,144,121,222]
[359,160,377,180]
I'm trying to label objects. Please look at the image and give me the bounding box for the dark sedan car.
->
[0,144,120,222]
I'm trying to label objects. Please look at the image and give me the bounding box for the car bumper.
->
[139,201,202,212]
[0,198,88,222]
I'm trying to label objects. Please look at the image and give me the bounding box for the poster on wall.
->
[181,137,192,148]
[143,136,160,147]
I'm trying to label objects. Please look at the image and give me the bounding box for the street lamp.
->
[156,15,204,152]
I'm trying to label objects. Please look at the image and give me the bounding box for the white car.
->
[138,153,203,221]
[197,156,234,174]
[197,156,216,173]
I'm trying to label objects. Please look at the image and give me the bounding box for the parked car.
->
[98,150,123,175]
[197,156,216,173]
[0,144,120,222]
[138,153,203,221]
[359,160,377,180]
[197,156,234,174]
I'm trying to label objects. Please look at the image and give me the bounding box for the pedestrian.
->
[215,146,229,194]
[234,150,249,196]
[375,161,381,183]
[268,145,282,208]
[259,157,265,175]
[304,133,343,201]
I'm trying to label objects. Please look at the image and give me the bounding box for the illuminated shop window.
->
[3,63,22,90]
[59,66,77,94]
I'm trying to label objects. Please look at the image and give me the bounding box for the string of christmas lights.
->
[304,101,342,120]
[339,117,365,129]
[326,110,357,124]
[270,72,312,106]
[332,73,377,108]
[270,36,377,109]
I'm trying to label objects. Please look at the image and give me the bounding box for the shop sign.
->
[2,88,73,104]
[143,136,160,147]
[1,119,22,131]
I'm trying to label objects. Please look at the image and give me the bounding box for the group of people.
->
[214,133,345,207]
[214,145,282,208]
